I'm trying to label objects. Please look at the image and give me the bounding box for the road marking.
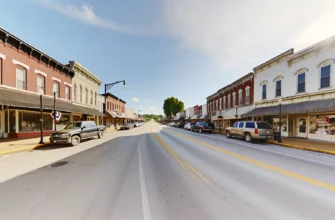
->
[171,127,335,168]
[138,141,152,220]
[150,128,209,186]
[166,129,335,192]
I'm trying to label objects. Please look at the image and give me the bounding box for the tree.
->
[163,97,185,118]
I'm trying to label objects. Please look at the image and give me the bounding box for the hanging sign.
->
[50,111,62,122]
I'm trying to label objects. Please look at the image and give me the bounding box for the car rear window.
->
[245,122,255,128]
[257,122,272,129]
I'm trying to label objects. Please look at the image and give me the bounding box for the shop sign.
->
[50,111,62,122]
[316,116,330,124]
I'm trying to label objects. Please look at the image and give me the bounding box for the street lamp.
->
[278,98,282,143]
[52,84,57,131]
[39,89,44,144]
[104,80,126,126]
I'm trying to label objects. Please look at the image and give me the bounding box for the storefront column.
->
[15,110,19,133]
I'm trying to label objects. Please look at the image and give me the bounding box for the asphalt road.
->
[1,121,335,220]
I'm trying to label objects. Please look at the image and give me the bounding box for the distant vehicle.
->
[121,123,135,130]
[184,122,195,130]
[49,121,106,146]
[133,122,139,127]
[167,122,176,126]
[191,122,214,133]
[176,121,185,128]
[226,121,274,142]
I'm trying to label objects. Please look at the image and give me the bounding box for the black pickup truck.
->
[49,121,106,146]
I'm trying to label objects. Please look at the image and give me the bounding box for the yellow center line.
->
[166,129,335,192]
[150,127,210,186]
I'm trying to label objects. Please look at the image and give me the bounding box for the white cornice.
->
[52,77,61,83]
[0,53,6,59]
[12,59,30,70]
[64,82,72,87]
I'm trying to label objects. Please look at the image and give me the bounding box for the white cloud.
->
[32,0,130,33]
[161,0,335,71]
[149,106,157,110]
[132,97,141,102]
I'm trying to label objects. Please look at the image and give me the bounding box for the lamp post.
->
[39,89,44,144]
[278,98,282,143]
[53,85,57,131]
[104,80,126,126]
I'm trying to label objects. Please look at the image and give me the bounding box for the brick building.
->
[207,72,254,129]
[102,93,126,128]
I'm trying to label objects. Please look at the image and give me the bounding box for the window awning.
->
[191,115,198,119]
[223,105,253,120]
[0,87,104,116]
[242,99,335,117]
[107,111,118,118]
[118,113,126,118]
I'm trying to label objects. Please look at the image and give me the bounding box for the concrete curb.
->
[0,143,52,156]
[268,140,335,156]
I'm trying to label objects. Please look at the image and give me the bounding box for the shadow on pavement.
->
[35,139,93,151]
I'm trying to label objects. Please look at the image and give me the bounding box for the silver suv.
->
[226,121,274,142]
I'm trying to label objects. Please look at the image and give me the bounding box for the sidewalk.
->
[268,137,335,155]
[0,129,116,156]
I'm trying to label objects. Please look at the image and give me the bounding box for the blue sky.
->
[1,0,335,115]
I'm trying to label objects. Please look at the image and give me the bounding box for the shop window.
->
[56,113,70,130]
[309,115,335,135]
[262,84,267,100]
[18,111,53,132]
[297,73,305,93]
[16,67,26,90]
[272,118,287,132]
[320,65,331,88]
[37,75,45,94]
[275,80,281,97]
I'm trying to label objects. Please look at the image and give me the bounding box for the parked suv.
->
[191,122,214,133]
[226,121,274,142]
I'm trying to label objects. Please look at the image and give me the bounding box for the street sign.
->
[50,111,62,122]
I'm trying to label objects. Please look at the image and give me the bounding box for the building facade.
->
[246,36,335,142]
[103,93,126,128]
[207,72,254,130]
[0,28,77,138]
[68,61,103,124]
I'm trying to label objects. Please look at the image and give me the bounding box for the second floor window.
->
[37,75,45,94]
[238,90,242,105]
[262,85,267,100]
[233,93,236,107]
[73,84,77,101]
[85,88,88,104]
[80,86,83,102]
[65,86,70,100]
[219,98,222,110]
[95,92,97,106]
[0,58,2,84]
[90,90,93,105]
[246,88,250,104]
[276,80,281,97]
[53,82,59,98]
[297,73,305,93]
[228,95,231,108]
[16,67,26,90]
[320,64,331,88]
[223,97,226,109]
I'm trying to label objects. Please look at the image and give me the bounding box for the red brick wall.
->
[0,43,72,99]
[106,96,126,113]
[8,131,53,139]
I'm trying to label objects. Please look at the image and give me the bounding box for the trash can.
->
[273,132,280,141]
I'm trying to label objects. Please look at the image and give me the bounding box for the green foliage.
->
[143,114,163,120]
[163,97,185,117]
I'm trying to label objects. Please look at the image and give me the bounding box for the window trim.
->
[262,84,267,100]
[275,79,282,97]
[228,94,231,109]
[79,85,83,103]
[65,86,70,100]
[85,88,88,104]
[36,75,45,95]
[232,92,236,107]
[319,63,332,89]
[297,72,306,93]
[245,86,250,105]
[238,89,243,106]
[73,83,77,101]
[53,81,60,98]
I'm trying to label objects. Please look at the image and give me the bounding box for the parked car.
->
[121,123,135,130]
[176,121,185,128]
[184,122,195,130]
[225,121,274,142]
[191,122,214,133]
[133,122,139,127]
[49,121,106,146]
[167,122,176,126]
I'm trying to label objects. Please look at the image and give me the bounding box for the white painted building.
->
[246,36,335,142]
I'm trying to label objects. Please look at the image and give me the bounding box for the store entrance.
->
[0,112,4,138]
[297,117,307,138]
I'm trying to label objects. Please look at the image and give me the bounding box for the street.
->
[1,121,335,220]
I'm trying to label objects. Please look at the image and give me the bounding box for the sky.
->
[1,0,335,115]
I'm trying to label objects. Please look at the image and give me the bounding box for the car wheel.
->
[71,135,81,146]
[98,131,104,139]
[226,131,231,138]
[199,128,202,133]
[245,133,252,143]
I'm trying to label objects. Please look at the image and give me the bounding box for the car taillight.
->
[255,128,259,134]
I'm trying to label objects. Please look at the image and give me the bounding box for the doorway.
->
[0,112,4,138]
[297,117,307,138]
[288,117,295,137]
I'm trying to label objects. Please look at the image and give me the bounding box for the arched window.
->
[80,85,82,102]
[228,94,231,108]
[85,88,88,104]
[260,80,268,100]
[232,92,236,107]
[73,83,77,101]
[238,89,242,106]
[95,92,97,106]
[245,86,250,104]
[16,66,27,90]
[223,96,226,109]
[90,90,93,105]
[317,59,334,89]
